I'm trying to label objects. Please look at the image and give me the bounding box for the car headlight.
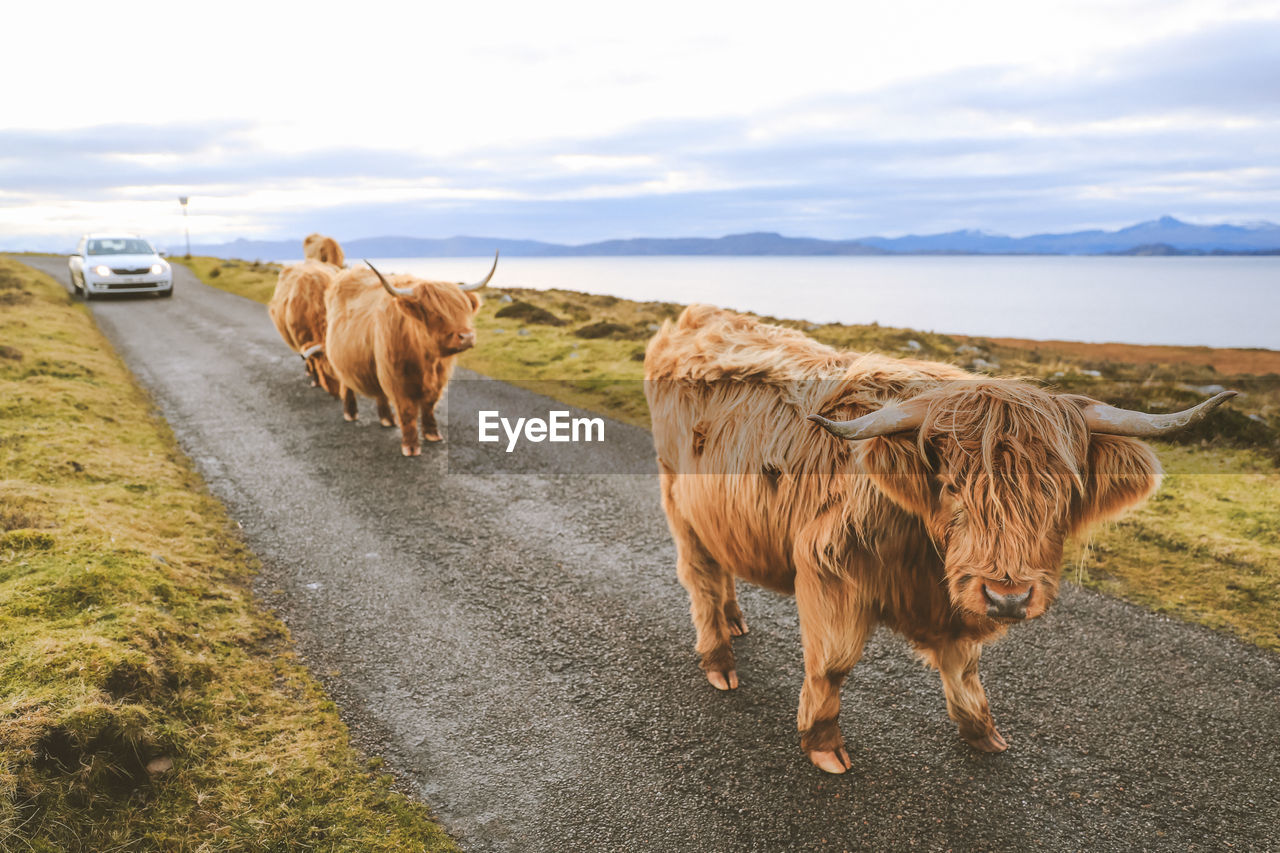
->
[93,264,113,276]
[150,263,165,275]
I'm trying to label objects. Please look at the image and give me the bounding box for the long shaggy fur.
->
[268,259,340,395]
[324,267,481,456]
[302,233,345,267]
[645,305,1161,765]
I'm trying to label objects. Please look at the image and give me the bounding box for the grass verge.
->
[0,259,456,851]
[186,258,1280,650]
[1074,445,1280,648]
[176,256,281,304]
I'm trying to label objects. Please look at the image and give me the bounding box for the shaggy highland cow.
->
[268,258,342,395]
[324,254,496,456]
[645,305,1233,774]
[302,233,345,267]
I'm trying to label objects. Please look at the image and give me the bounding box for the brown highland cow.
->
[302,233,345,267]
[644,305,1233,774]
[324,254,496,456]
[268,259,341,395]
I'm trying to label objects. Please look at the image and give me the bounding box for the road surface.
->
[16,256,1280,852]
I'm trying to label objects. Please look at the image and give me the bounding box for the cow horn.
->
[300,344,324,359]
[1080,390,1237,437]
[365,260,413,297]
[808,397,930,441]
[459,250,499,292]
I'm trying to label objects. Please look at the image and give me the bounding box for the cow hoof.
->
[423,432,443,443]
[380,418,394,428]
[724,600,748,636]
[401,446,421,457]
[964,729,1009,753]
[705,669,738,691]
[343,413,357,423]
[808,747,852,775]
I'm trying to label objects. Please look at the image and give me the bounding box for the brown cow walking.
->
[324,254,496,456]
[268,258,342,395]
[645,305,1233,774]
[303,233,345,267]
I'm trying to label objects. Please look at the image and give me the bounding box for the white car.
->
[69,233,173,299]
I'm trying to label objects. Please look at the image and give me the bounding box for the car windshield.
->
[87,238,154,255]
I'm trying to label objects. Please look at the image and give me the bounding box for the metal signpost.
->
[179,196,190,258]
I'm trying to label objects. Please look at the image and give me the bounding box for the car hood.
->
[85,254,163,267]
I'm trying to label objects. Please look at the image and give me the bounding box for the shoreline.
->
[12,255,1280,368]
[958,335,1280,376]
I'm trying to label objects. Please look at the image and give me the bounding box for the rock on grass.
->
[574,321,647,341]
[495,301,566,326]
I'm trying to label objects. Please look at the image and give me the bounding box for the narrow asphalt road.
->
[17,257,1280,852]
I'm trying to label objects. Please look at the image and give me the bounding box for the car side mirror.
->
[157,250,168,257]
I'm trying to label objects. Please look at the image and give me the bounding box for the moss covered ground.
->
[0,259,456,851]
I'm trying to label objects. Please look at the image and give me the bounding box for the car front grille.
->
[111,267,152,275]
[107,281,163,290]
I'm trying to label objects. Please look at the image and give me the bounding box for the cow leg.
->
[662,473,736,690]
[677,545,737,690]
[420,371,445,443]
[419,393,443,443]
[394,398,421,457]
[723,576,748,637]
[342,386,358,422]
[920,640,1007,753]
[376,396,395,428]
[795,570,871,775]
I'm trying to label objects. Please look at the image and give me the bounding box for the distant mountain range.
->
[181,216,1280,260]
[858,216,1280,254]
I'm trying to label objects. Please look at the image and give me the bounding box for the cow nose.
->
[445,327,476,348]
[983,584,1032,620]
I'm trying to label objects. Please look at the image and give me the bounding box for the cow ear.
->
[1072,435,1161,535]
[465,291,481,313]
[860,435,938,518]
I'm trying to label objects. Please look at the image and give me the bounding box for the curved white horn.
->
[300,344,324,359]
[1080,391,1237,437]
[365,260,413,297]
[808,397,929,441]
[459,250,499,292]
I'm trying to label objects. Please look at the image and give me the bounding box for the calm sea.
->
[310,255,1279,349]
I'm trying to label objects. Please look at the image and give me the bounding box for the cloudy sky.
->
[3,0,1278,250]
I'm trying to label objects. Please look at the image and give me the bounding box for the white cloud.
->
[3,0,1279,246]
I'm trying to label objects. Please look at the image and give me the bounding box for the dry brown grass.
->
[972,336,1280,376]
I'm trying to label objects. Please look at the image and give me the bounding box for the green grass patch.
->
[179,256,282,304]
[1070,445,1280,650]
[188,260,1280,651]
[0,259,455,851]
[460,288,677,427]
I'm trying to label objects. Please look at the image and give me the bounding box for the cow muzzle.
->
[982,582,1033,621]
[445,332,476,354]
